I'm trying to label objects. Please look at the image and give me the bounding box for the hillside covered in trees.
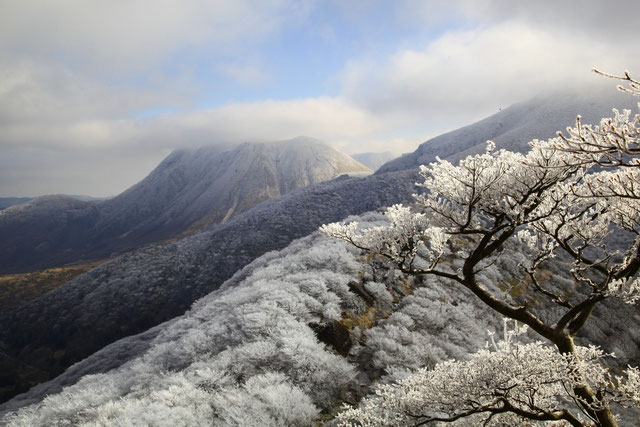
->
[2,76,640,426]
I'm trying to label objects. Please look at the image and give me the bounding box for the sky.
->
[1,0,639,197]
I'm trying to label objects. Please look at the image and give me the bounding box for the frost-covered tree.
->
[322,71,640,426]
[335,321,639,426]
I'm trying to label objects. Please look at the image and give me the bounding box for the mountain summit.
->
[94,136,371,246]
[0,137,370,274]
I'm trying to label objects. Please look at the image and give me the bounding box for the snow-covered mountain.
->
[0,198,32,210]
[0,169,415,404]
[2,209,638,425]
[0,215,503,424]
[0,137,371,275]
[378,88,638,173]
[352,151,396,171]
[97,137,371,240]
[3,89,639,421]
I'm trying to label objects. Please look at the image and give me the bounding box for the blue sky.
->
[1,0,639,197]
[133,2,460,111]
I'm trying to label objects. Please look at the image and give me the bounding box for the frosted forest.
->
[2,72,640,426]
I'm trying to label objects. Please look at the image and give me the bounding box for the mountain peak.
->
[378,88,637,173]
[0,138,370,274]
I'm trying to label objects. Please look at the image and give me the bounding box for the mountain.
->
[0,216,502,422]
[0,196,101,211]
[97,137,371,239]
[2,209,638,424]
[0,169,415,403]
[0,195,101,275]
[352,151,396,171]
[3,89,639,416]
[378,88,638,173]
[0,198,32,210]
[0,137,371,275]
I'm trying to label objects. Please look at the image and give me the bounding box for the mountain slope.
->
[2,209,637,425]
[0,196,100,274]
[94,137,371,250]
[0,170,415,403]
[378,88,637,173]
[0,198,32,210]
[0,138,370,275]
[0,213,514,422]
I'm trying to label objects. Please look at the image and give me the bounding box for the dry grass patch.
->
[0,259,108,312]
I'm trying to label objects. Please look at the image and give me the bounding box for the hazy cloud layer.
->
[1,1,639,196]
[0,0,311,73]
[341,22,637,129]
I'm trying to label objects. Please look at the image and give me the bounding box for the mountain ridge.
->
[0,137,370,275]
[378,88,638,173]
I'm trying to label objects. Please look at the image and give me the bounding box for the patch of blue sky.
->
[128,2,470,117]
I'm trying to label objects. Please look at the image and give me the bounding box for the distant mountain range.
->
[2,88,636,409]
[0,195,101,211]
[0,198,32,210]
[352,151,396,171]
[0,137,370,275]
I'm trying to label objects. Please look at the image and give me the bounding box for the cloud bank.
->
[1,1,639,196]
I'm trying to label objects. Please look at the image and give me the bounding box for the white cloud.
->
[0,61,193,126]
[0,96,395,196]
[0,0,313,73]
[1,89,389,149]
[219,63,270,86]
[0,145,171,197]
[455,0,640,40]
[2,0,640,196]
[340,21,639,130]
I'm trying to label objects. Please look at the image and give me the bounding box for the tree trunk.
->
[554,335,618,427]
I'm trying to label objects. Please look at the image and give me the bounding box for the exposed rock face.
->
[309,321,352,357]
[0,138,371,275]
[378,88,637,173]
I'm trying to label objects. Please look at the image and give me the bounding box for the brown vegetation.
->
[0,259,107,313]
